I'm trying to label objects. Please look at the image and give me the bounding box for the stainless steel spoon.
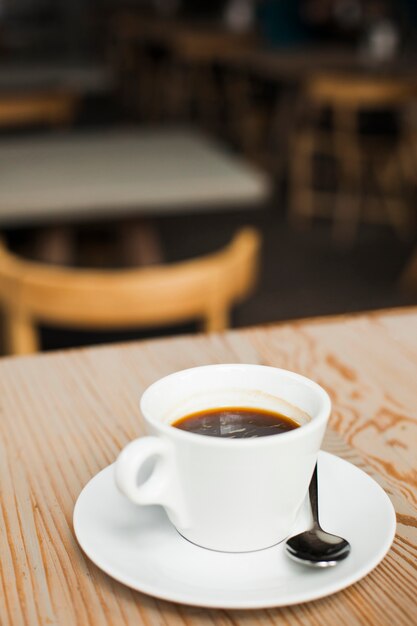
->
[285,464,351,567]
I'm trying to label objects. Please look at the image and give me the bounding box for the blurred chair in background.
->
[222,67,274,168]
[169,28,252,131]
[288,73,417,243]
[110,11,254,129]
[0,228,261,355]
[0,89,79,129]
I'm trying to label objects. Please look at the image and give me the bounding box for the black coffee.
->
[172,407,299,439]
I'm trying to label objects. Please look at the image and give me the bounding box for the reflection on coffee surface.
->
[172,407,299,438]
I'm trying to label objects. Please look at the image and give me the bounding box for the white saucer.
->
[73,451,396,609]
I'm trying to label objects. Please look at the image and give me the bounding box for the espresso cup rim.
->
[139,364,331,447]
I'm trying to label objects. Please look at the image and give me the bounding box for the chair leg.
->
[288,134,317,230]
[119,218,164,267]
[5,311,39,355]
[270,85,301,180]
[399,246,417,292]
[331,107,363,245]
[332,192,362,245]
[34,226,75,265]
[374,156,413,240]
[204,306,229,333]
[332,156,363,245]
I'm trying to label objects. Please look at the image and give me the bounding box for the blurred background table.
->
[0,127,269,264]
[0,306,416,625]
[0,128,268,225]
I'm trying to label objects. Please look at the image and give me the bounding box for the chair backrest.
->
[306,74,417,109]
[0,228,261,355]
[172,29,251,64]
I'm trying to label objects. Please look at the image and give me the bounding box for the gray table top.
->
[0,128,270,227]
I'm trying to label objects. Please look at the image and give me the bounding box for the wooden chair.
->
[0,90,79,129]
[0,228,261,355]
[288,73,417,243]
[170,29,253,130]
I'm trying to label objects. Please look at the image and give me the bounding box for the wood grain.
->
[0,308,416,625]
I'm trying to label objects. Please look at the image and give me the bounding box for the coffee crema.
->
[172,407,299,439]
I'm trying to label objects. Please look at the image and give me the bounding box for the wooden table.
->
[1,307,416,625]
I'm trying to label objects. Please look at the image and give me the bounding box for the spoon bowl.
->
[286,528,351,567]
[285,464,351,567]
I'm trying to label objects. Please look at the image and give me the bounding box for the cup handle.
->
[114,437,189,529]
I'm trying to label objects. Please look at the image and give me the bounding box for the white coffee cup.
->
[115,364,331,552]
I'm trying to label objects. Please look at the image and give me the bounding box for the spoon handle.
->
[309,464,320,527]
